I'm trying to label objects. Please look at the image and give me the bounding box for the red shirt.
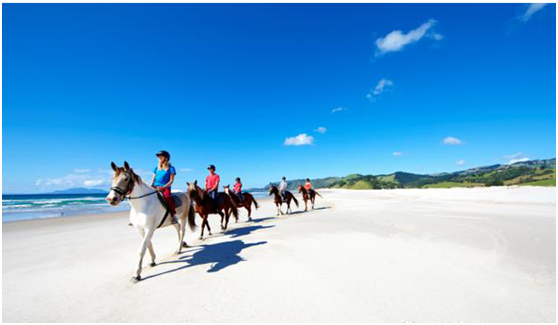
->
[304,182,313,190]
[233,182,242,194]
[206,173,220,191]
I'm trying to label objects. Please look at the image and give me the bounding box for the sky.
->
[2,3,556,193]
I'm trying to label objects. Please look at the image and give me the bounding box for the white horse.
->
[106,161,196,283]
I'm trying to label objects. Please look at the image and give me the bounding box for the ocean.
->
[2,191,269,222]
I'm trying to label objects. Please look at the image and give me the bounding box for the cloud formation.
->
[503,152,530,164]
[393,151,403,156]
[331,107,348,114]
[518,3,547,22]
[443,136,463,145]
[36,173,110,189]
[180,168,193,172]
[367,79,393,101]
[455,159,466,166]
[284,133,314,146]
[314,127,327,134]
[375,19,442,56]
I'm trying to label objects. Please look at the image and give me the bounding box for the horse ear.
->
[186,182,190,186]
[194,180,198,186]
[111,162,117,171]
[123,161,130,171]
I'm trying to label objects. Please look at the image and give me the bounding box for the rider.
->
[279,176,288,201]
[151,150,177,224]
[205,164,220,201]
[233,177,243,202]
[304,178,313,191]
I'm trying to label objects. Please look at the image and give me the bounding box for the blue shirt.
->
[153,165,176,187]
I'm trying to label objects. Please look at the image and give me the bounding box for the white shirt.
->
[279,180,287,191]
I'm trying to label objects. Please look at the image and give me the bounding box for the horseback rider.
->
[279,176,288,201]
[304,178,313,191]
[151,150,178,224]
[205,164,220,201]
[233,177,243,202]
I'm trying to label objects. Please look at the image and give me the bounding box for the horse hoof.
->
[131,276,141,283]
[174,251,180,255]
[182,242,189,248]
[198,236,203,240]
[149,262,156,267]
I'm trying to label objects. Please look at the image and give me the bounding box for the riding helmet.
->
[207,164,216,170]
[156,150,170,160]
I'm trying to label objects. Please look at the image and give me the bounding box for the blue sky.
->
[3,3,556,193]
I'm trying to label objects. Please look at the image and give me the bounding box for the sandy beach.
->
[2,187,555,322]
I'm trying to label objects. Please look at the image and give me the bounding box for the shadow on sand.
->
[142,240,268,281]
[226,224,275,238]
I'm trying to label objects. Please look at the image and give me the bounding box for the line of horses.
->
[105,161,322,283]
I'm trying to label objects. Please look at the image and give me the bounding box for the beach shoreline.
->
[3,187,555,322]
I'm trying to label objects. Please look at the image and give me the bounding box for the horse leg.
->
[246,204,252,221]
[173,223,184,255]
[132,228,155,283]
[304,199,308,212]
[219,210,226,231]
[199,214,208,240]
[223,208,231,231]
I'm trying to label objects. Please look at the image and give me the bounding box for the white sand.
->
[2,187,555,322]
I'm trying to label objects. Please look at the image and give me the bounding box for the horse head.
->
[106,161,139,206]
[187,180,204,200]
[223,185,230,195]
[298,184,304,193]
[268,185,277,195]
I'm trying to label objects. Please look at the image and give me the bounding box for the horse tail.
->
[291,194,299,208]
[315,191,323,198]
[187,202,197,231]
[252,196,260,210]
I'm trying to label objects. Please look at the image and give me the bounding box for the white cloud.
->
[83,179,107,187]
[367,79,394,101]
[314,127,327,134]
[503,152,530,164]
[456,159,466,166]
[518,3,547,22]
[331,107,348,114]
[73,169,91,173]
[181,168,193,172]
[36,173,110,189]
[393,151,403,156]
[284,133,315,146]
[375,19,442,56]
[443,136,463,145]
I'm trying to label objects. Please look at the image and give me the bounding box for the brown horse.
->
[223,185,260,221]
[187,181,238,240]
[298,185,323,211]
[269,185,298,215]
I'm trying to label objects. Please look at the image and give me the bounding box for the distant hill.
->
[248,158,556,191]
[46,188,108,195]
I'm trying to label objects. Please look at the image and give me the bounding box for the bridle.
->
[111,171,158,200]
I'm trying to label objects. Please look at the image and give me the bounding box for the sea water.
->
[2,191,269,222]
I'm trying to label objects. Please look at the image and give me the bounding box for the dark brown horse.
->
[298,185,323,211]
[223,185,260,221]
[187,181,238,240]
[269,185,298,215]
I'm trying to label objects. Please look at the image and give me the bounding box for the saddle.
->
[155,192,183,228]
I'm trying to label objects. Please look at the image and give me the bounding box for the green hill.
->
[248,158,555,191]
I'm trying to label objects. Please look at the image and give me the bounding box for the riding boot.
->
[171,214,178,225]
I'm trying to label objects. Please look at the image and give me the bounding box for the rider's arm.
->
[160,174,175,190]
[150,174,156,187]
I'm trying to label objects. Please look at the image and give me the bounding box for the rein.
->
[111,171,158,200]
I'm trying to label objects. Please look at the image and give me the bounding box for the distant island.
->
[247,158,556,192]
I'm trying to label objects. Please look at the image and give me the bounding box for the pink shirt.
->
[233,182,242,194]
[206,173,220,191]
